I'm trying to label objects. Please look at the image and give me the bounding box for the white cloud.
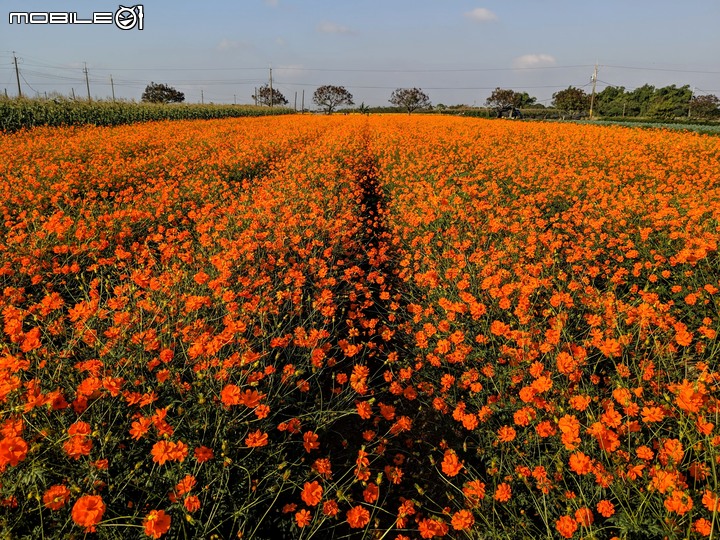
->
[217,38,251,51]
[316,21,354,35]
[513,54,557,69]
[275,37,286,46]
[464,8,498,22]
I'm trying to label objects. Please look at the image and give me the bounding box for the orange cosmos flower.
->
[151,440,174,465]
[441,449,463,476]
[295,509,312,528]
[71,495,106,533]
[494,482,512,502]
[363,483,379,504]
[641,406,664,423]
[322,499,339,517]
[42,485,71,511]
[451,509,475,530]
[694,518,712,537]
[175,475,196,496]
[194,445,214,462]
[303,431,320,452]
[184,495,200,513]
[556,515,578,538]
[497,425,516,442]
[568,452,593,475]
[300,481,323,507]
[143,509,171,538]
[596,499,615,518]
[346,505,370,528]
[574,507,594,527]
[245,430,268,448]
[0,436,28,468]
[220,384,241,406]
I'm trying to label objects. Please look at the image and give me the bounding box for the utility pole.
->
[254,87,257,106]
[13,52,22,98]
[201,90,204,104]
[301,90,304,112]
[294,91,297,111]
[71,88,76,100]
[110,75,116,102]
[269,66,273,108]
[84,62,91,101]
[688,87,695,119]
[588,62,598,120]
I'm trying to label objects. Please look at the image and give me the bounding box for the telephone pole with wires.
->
[83,62,91,101]
[13,52,22,98]
[269,65,273,108]
[589,62,598,119]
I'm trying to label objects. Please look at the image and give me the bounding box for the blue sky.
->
[2,0,719,107]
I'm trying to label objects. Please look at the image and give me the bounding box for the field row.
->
[1,116,719,539]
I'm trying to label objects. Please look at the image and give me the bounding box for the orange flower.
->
[194,445,214,462]
[596,499,615,518]
[497,425,516,442]
[143,509,171,538]
[322,499,339,517]
[363,483,379,504]
[175,475,196,496]
[574,507,594,527]
[556,515,578,538]
[184,495,200,513]
[694,518,712,537]
[641,406,664,423]
[346,504,370,528]
[42,485,71,511]
[463,479,486,505]
[151,440,174,465]
[417,517,449,539]
[568,452,593,475]
[356,400,373,419]
[451,509,474,530]
[494,482,512,503]
[71,495,105,533]
[220,383,241,406]
[295,509,312,528]
[441,449,463,476]
[301,481,323,507]
[0,436,28,468]
[303,431,320,453]
[245,430,268,448]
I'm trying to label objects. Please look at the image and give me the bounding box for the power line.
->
[604,64,720,75]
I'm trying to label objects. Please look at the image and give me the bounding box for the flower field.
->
[0,115,719,539]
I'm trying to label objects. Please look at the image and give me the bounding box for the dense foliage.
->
[0,98,293,132]
[1,116,719,539]
[141,83,185,104]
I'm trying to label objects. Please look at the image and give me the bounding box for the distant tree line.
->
[139,81,720,120]
[488,85,719,120]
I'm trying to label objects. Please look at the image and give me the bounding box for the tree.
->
[552,86,589,116]
[389,88,431,114]
[595,86,627,117]
[141,82,184,104]
[486,88,536,117]
[647,84,692,119]
[690,94,720,119]
[252,84,288,107]
[313,85,354,114]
